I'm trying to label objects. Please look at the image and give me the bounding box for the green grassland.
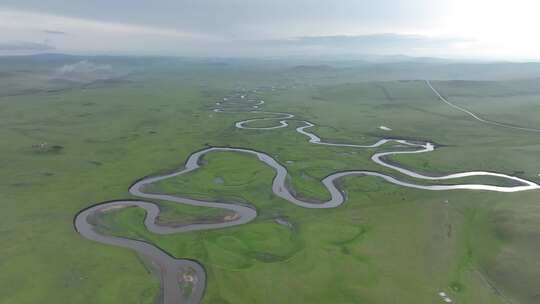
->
[1,59,540,304]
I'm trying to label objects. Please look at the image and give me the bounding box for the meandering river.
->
[75,89,540,304]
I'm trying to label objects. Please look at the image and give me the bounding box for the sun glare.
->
[440,0,540,59]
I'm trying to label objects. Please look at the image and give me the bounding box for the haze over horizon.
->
[1,0,539,61]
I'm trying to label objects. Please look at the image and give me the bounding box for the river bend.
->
[75,89,540,304]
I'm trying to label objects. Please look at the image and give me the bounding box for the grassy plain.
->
[1,58,540,304]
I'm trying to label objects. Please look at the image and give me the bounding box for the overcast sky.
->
[1,0,539,60]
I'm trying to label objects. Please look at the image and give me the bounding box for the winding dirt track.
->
[75,90,540,304]
[426,80,540,133]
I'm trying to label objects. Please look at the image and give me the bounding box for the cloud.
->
[267,34,470,53]
[0,41,54,51]
[234,34,471,57]
[0,8,211,55]
[0,1,538,59]
[291,34,467,46]
[0,8,203,38]
[58,60,111,74]
[0,0,445,38]
[54,60,113,82]
[43,29,66,35]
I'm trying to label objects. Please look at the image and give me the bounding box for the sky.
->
[1,0,539,60]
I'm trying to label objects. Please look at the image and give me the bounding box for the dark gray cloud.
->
[265,34,469,53]
[235,34,470,57]
[0,42,54,51]
[288,34,467,47]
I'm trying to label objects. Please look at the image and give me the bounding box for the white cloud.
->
[1,1,539,60]
[54,60,114,82]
